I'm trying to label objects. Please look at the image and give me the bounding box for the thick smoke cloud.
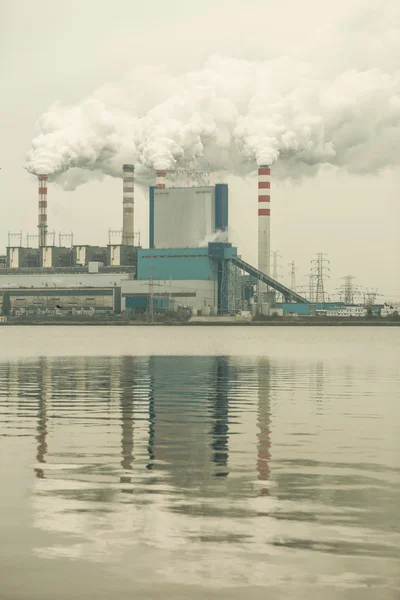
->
[25,52,400,187]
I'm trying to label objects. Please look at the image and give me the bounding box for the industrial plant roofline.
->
[229,256,308,304]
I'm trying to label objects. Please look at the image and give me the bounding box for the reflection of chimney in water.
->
[35,358,51,479]
[210,357,230,477]
[120,357,135,483]
[257,358,271,499]
[146,357,156,470]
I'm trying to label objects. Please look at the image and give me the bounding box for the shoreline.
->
[1,319,399,327]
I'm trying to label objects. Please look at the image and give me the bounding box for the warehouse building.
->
[1,287,121,316]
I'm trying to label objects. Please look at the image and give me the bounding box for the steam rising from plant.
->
[25,54,400,188]
[198,229,229,248]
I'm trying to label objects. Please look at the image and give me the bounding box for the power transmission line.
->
[288,260,298,292]
[311,253,330,303]
[306,273,317,303]
[363,287,382,306]
[337,275,358,304]
[272,250,282,281]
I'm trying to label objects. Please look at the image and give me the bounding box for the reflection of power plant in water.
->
[1,356,273,497]
[28,356,269,488]
[35,358,51,479]
[120,356,135,481]
[209,357,230,477]
[257,358,271,498]
[0,355,275,560]
[145,356,234,491]
[0,355,274,510]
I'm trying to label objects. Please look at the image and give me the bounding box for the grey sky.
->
[1,0,399,300]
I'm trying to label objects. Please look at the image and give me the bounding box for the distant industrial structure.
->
[0,163,387,319]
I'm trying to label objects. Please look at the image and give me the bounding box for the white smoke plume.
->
[198,229,229,248]
[25,52,400,187]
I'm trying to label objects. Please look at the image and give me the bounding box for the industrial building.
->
[1,162,311,318]
[149,182,228,248]
[2,287,120,316]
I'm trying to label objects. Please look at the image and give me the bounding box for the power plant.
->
[0,165,387,320]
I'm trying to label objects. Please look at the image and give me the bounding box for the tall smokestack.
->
[38,175,48,247]
[156,170,166,189]
[258,165,270,301]
[122,164,135,246]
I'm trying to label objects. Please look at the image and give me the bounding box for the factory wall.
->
[41,246,73,268]
[277,303,310,315]
[108,245,121,266]
[1,287,119,314]
[0,272,132,290]
[150,186,217,248]
[137,248,217,281]
[73,246,107,266]
[207,242,237,260]
[121,279,217,312]
[125,296,168,311]
[276,302,345,315]
[7,247,41,269]
[107,245,138,269]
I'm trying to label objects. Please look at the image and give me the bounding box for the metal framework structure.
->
[288,260,298,293]
[363,287,382,306]
[8,231,23,247]
[26,234,39,248]
[311,253,330,303]
[337,275,358,304]
[59,232,74,248]
[272,250,282,281]
[228,257,307,303]
[46,230,56,247]
[307,273,317,303]
[108,228,141,246]
[220,260,242,314]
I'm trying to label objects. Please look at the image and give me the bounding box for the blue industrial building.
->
[138,247,219,281]
[133,243,238,313]
[124,177,307,315]
[138,244,237,281]
[275,302,347,316]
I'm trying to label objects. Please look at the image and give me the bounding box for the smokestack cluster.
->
[38,175,48,247]
[258,165,270,277]
[155,170,166,189]
[122,164,135,246]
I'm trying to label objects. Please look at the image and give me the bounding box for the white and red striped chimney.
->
[38,174,48,247]
[156,169,166,189]
[258,165,271,277]
[122,164,135,246]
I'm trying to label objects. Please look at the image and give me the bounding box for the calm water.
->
[0,327,399,600]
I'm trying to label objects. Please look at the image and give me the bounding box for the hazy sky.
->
[1,0,399,300]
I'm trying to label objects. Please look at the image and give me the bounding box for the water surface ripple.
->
[0,328,399,599]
